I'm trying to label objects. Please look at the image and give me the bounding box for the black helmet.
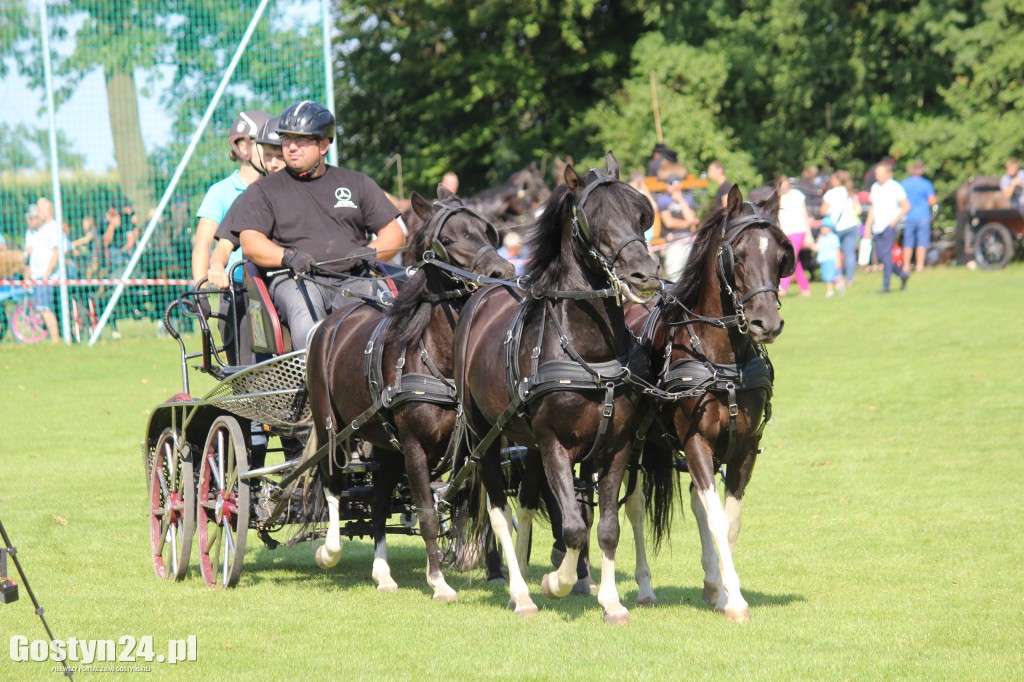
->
[277,101,335,142]
[256,116,282,146]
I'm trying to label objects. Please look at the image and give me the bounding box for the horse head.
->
[410,186,516,280]
[562,151,662,303]
[717,185,792,343]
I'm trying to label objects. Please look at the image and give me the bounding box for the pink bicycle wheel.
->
[12,301,49,343]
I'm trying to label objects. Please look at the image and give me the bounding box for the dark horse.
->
[304,186,515,600]
[464,164,551,227]
[453,152,662,622]
[631,185,792,621]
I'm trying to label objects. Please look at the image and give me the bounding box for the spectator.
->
[820,170,862,286]
[627,171,659,242]
[813,223,844,297]
[863,155,895,192]
[498,231,528,275]
[775,175,813,297]
[707,160,734,209]
[23,198,62,342]
[793,165,824,218]
[1000,156,1024,210]
[647,143,678,177]
[865,161,911,293]
[900,159,937,272]
[72,215,98,278]
[441,171,460,195]
[657,174,699,281]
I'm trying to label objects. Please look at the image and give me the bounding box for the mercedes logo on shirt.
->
[334,187,357,209]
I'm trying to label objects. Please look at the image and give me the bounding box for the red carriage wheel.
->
[71,298,82,343]
[197,416,250,588]
[12,301,49,343]
[148,428,195,581]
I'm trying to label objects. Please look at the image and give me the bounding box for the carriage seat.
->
[243,262,292,356]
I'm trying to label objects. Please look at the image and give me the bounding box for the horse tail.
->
[640,437,677,551]
[449,463,489,572]
[284,430,327,546]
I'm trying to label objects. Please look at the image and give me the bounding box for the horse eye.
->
[439,235,454,246]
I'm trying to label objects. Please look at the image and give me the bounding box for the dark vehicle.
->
[955,178,1024,269]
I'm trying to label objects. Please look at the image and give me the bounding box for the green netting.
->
[0,0,330,343]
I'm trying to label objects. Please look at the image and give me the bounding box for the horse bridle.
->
[569,174,652,303]
[715,203,790,334]
[424,200,501,274]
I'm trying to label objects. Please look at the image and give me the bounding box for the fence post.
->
[87,0,274,346]
[322,0,337,167]
[39,0,71,344]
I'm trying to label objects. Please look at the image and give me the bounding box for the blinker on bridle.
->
[424,201,501,278]
[569,173,652,304]
[716,203,785,334]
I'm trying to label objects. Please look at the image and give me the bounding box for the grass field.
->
[1,264,1022,680]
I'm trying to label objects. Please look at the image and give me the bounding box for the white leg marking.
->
[690,486,720,604]
[598,548,629,624]
[693,483,750,620]
[515,507,536,580]
[624,478,656,606]
[371,538,398,592]
[725,493,743,554]
[488,503,537,615]
[315,492,342,569]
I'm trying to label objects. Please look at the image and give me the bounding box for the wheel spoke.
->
[218,431,225,492]
[205,520,223,554]
[169,524,178,571]
[207,453,224,491]
[157,469,170,499]
[222,521,231,586]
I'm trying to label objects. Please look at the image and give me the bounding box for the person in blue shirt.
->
[900,159,937,273]
[190,110,271,287]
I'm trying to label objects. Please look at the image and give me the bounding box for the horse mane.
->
[665,200,786,319]
[383,205,441,349]
[523,170,652,294]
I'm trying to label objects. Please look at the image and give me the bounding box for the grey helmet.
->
[228,110,270,161]
[277,101,335,142]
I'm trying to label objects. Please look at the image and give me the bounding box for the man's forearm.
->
[240,230,286,267]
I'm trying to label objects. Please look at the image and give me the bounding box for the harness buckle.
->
[530,346,541,359]
[602,403,615,418]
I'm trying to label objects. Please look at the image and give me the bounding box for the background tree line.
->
[334,0,1024,211]
[3,0,1022,221]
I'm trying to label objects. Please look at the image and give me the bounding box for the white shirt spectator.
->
[822,186,861,231]
[28,219,62,279]
[868,179,907,234]
[778,188,809,236]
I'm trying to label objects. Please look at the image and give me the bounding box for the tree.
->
[0,122,87,172]
[332,0,653,194]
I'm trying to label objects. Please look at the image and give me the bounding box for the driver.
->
[234,101,405,349]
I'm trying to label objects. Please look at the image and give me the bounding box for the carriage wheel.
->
[197,416,250,588]
[148,428,195,581]
[70,298,82,344]
[974,222,1015,270]
[12,301,48,343]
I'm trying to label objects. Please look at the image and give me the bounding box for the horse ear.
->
[604,151,620,179]
[436,184,456,202]
[725,183,745,215]
[762,189,781,217]
[565,163,584,194]
[410,191,435,221]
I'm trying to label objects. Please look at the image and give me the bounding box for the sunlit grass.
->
[1,264,1022,680]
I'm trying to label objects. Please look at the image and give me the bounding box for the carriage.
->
[955,178,1024,269]
[142,264,448,588]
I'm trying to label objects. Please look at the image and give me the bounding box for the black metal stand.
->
[0,516,73,679]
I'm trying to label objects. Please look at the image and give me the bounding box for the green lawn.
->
[1,264,1022,680]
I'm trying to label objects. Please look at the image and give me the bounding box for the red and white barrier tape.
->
[0,278,193,287]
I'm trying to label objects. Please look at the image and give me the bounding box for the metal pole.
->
[322,0,337,166]
[89,0,273,345]
[39,0,71,344]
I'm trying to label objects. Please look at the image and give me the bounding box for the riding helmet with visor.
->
[276,101,336,143]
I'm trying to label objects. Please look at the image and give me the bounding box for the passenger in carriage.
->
[235,100,406,351]
[190,110,272,289]
[209,116,287,364]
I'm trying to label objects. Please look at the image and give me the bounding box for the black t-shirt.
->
[232,165,398,271]
[714,180,735,208]
[215,192,249,247]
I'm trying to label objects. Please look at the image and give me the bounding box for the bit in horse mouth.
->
[622,283,658,305]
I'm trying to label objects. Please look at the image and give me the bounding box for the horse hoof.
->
[702,581,718,605]
[315,546,339,569]
[636,595,658,607]
[603,609,630,626]
[540,573,560,600]
[509,600,539,617]
[724,607,751,623]
[433,590,458,603]
[487,577,507,585]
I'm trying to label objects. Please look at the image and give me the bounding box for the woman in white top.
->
[775,175,813,297]
[820,170,862,284]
